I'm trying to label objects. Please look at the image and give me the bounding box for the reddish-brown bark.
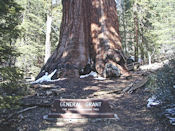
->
[90,0,128,75]
[36,0,128,80]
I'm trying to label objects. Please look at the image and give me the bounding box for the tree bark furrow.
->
[36,0,129,80]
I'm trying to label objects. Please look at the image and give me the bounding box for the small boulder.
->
[103,63,120,78]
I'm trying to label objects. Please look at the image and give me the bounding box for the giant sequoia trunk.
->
[36,0,129,79]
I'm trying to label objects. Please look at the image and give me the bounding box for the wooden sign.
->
[48,99,114,119]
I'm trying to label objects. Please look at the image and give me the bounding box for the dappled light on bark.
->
[90,0,128,76]
[36,0,129,80]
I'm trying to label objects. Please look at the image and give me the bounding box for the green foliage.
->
[0,45,20,64]
[0,67,23,82]
[0,0,23,70]
[0,0,23,39]
[0,67,33,109]
[0,0,23,65]
[0,0,30,109]
[0,67,26,109]
[146,74,159,95]
[117,0,175,62]
[0,95,21,109]
[146,58,175,103]
[0,0,63,109]
[15,0,62,76]
[15,0,46,75]
[150,0,175,45]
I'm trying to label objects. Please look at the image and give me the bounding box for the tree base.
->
[36,0,129,80]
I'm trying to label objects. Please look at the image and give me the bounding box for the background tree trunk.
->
[36,0,128,80]
[133,1,139,62]
[44,13,52,63]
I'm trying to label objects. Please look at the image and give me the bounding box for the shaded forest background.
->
[0,0,175,109]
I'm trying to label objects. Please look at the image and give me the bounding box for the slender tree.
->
[44,0,61,63]
[133,0,139,62]
[44,5,52,63]
[37,0,129,79]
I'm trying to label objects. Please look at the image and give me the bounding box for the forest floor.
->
[0,62,175,131]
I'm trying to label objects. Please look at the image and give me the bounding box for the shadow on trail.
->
[0,72,172,131]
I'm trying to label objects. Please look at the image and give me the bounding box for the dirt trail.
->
[0,71,173,131]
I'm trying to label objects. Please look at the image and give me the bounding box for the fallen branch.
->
[20,103,51,107]
[16,106,37,114]
[91,88,124,97]
[122,83,134,93]
[0,106,37,125]
[31,84,61,89]
[128,77,148,94]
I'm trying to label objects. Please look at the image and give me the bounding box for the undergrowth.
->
[146,58,175,105]
[0,67,32,110]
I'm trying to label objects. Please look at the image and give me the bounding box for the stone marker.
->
[47,99,115,119]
